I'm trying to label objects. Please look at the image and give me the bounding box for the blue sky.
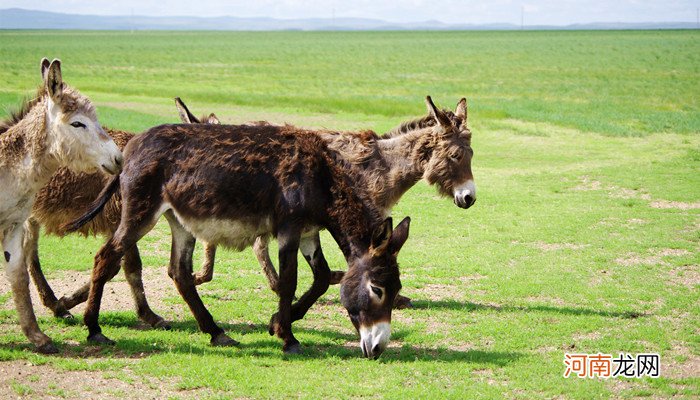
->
[1,1,698,25]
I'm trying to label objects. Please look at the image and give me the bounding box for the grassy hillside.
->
[0,30,698,399]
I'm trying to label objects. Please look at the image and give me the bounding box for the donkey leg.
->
[24,219,72,318]
[54,282,90,316]
[193,242,216,285]
[329,270,346,285]
[85,234,127,345]
[3,224,57,354]
[288,233,330,322]
[393,294,414,309]
[253,236,280,294]
[164,211,237,347]
[122,245,170,329]
[268,225,301,354]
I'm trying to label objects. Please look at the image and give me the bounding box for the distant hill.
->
[0,8,697,31]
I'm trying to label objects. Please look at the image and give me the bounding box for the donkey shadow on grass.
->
[412,299,646,319]
[1,314,522,365]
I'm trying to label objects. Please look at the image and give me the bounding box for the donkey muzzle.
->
[454,180,477,209]
[359,322,391,359]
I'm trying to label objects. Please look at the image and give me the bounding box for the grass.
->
[0,30,698,399]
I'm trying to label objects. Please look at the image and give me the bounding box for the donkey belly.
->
[173,211,272,251]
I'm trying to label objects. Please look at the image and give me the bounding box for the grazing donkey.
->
[183,97,476,310]
[0,59,123,353]
[26,98,220,326]
[66,122,411,358]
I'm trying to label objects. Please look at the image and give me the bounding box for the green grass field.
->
[0,30,698,399]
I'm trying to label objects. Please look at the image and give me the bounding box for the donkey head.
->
[41,58,122,175]
[340,216,410,359]
[174,97,220,125]
[423,96,476,209]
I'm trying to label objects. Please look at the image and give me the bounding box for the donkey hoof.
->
[283,342,302,355]
[393,295,413,310]
[268,313,280,336]
[37,342,59,354]
[153,319,172,330]
[87,333,116,346]
[54,309,74,319]
[211,333,240,347]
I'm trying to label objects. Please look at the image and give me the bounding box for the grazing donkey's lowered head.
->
[340,216,410,359]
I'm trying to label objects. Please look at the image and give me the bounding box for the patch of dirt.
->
[525,296,567,307]
[669,265,700,289]
[571,331,603,341]
[658,249,693,257]
[615,254,665,267]
[572,176,699,211]
[614,248,691,267]
[0,266,187,321]
[571,176,603,191]
[609,379,649,396]
[571,176,651,200]
[534,242,589,251]
[471,368,508,387]
[664,342,700,380]
[656,311,691,331]
[650,200,700,210]
[0,360,214,399]
[588,269,611,287]
[412,283,467,302]
[609,187,652,201]
[458,274,487,283]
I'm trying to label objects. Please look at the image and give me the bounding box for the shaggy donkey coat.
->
[67,122,410,358]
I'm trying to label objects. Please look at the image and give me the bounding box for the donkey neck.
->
[372,127,436,210]
[0,97,61,187]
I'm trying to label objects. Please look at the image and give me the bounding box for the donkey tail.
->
[62,174,120,233]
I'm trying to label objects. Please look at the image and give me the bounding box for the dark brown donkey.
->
[26,98,220,325]
[66,122,411,358]
[189,97,476,309]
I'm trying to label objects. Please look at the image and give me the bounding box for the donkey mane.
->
[0,84,96,137]
[0,86,46,135]
[275,125,385,243]
[318,129,381,165]
[381,109,458,139]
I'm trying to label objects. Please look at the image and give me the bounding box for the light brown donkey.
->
[0,59,123,353]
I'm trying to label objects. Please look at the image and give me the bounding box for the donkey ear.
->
[455,98,467,125]
[389,216,411,256]
[40,58,51,81]
[370,217,393,256]
[425,96,451,128]
[206,113,220,125]
[46,59,63,100]
[174,97,200,124]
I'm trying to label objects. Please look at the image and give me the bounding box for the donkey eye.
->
[70,121,86,129]
[370,285,383,299]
